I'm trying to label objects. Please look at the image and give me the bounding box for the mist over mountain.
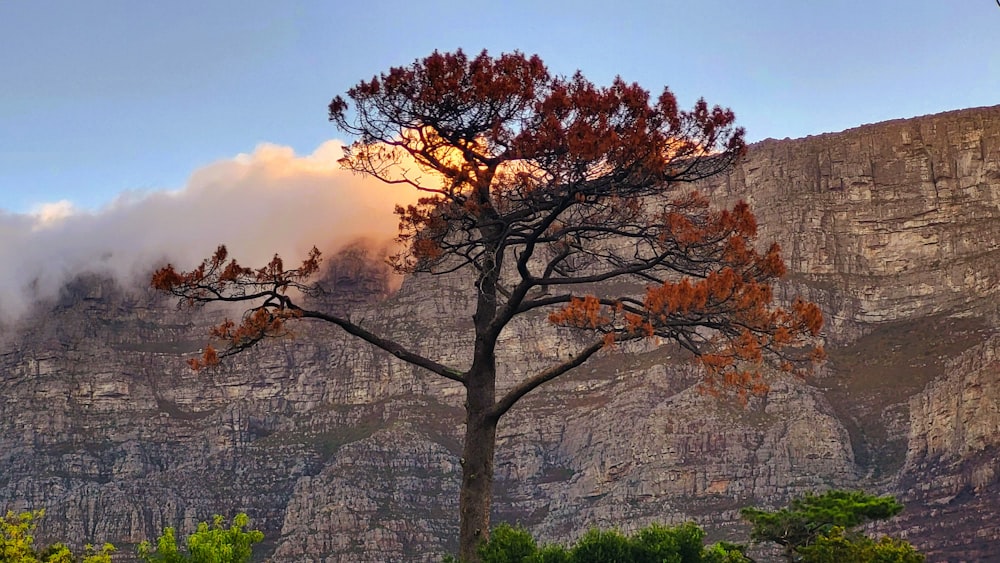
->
[0,140,413,324]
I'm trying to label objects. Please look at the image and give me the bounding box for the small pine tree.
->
[741,490,918,562]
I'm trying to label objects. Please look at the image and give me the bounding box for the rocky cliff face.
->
[1,106,998,562]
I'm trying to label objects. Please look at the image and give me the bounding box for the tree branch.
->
[294,306,466,384]
[489,339,606,420]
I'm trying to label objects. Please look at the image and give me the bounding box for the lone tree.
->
[152,50,823,562]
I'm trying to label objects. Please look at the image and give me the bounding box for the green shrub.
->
[478,525,537,563]
[702,542,752,563]
[137,513,263,563]
[796,526,925,563]
[0,509,115,563]
[570,528,632,563]
[531,544,572,563]
[631,522,704,562]
[457,522,750,563]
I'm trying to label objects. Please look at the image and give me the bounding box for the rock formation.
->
[1,106,998,561]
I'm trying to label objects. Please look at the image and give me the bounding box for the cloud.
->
[30,200,78,227]
[0,140,418,324]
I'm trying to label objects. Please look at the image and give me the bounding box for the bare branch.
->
[294,307,466,383]
[489,339,606,420]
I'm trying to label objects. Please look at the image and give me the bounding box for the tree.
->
[740,490,908,561]
[152,50,824,561]
[137,513,263,563]
[0,509,115,563]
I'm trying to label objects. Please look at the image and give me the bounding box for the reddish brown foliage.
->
[156,48,822,393]
[543,190,824,402]
[329,50,745,275]
[152,245,319,369]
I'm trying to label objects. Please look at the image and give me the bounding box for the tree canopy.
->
[153,49,823,561]
[741,490,909,561]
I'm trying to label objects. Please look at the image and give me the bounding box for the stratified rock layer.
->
[1,106,998,562]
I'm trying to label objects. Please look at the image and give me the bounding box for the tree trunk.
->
[457,367,498,562]
[457,415,498,562]
[459,220,503,562]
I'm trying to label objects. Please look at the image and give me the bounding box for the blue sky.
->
[2,0,999,213]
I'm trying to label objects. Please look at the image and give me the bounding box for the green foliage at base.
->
[0,509,115,563]
[455,522,750,563]
[796,527,925,563]
[447,490,924,563]
[137,513,263,563]
[7,491,926,563]
[2,509,262,563]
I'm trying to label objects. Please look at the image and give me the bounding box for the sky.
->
[2,0,999,214]
[0,0,998,320]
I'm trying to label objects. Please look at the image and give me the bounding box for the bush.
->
[631,522,704,562]
[796,526,925,563]
[0,509,115,563]
[570,528,631,563]
[703,542,754,563]
[478,525,537,563]
[457,522,750,563]
[137,513,263,563]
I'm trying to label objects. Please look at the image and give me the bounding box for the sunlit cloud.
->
[0,140,418,324]
[30,200,78,229]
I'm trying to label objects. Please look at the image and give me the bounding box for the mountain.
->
[1,106,998,562]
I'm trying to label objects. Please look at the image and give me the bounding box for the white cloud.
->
[30,200,78,228]
[0,140,418,324]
